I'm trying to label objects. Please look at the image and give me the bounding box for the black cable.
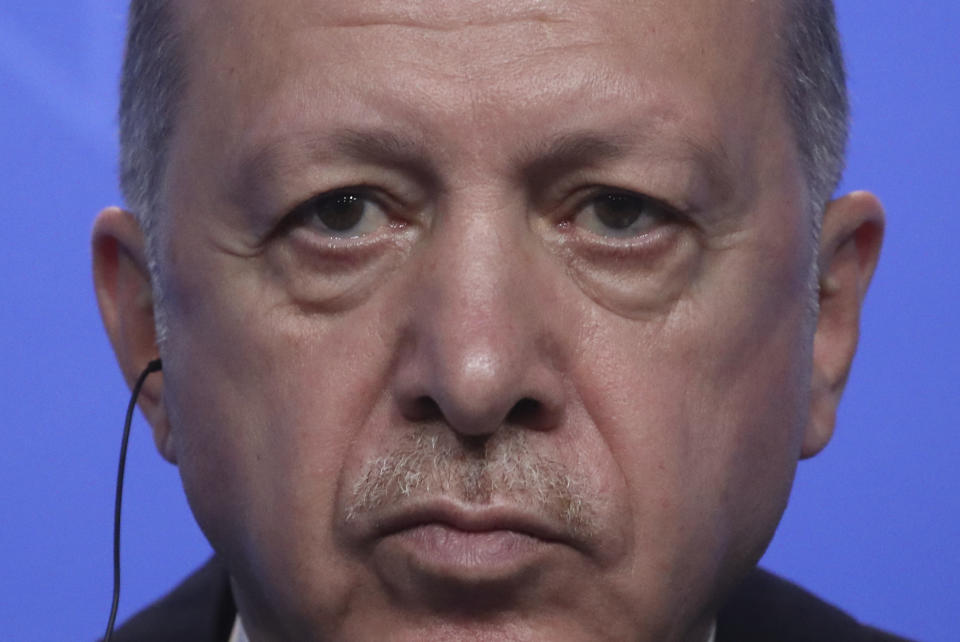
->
[103,359,162,642]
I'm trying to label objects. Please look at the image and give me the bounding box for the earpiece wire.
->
[103,358,162,642]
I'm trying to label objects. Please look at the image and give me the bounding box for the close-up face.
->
[105,0,849,639]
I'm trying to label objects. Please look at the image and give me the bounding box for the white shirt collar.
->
[231,615,716,641]
[228,615,249,642]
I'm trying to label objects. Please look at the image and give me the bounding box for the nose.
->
[392,207,566,441]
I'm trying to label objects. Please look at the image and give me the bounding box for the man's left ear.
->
[803,191,885,458]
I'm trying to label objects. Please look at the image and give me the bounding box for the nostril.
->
[407,396,444,422]
[506,397,542,425]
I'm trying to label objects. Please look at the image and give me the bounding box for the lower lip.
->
[379,523,549,577]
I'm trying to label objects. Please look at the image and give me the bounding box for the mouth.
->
[378,501,568,542]
[368,500,574,584]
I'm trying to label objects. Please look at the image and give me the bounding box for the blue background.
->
[1,2,956,640]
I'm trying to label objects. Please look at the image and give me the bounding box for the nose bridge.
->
[399,199,561,435]
[432,204,522,343]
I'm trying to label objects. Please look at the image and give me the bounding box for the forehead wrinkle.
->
[308,13,574,32]
[299,0,578,31]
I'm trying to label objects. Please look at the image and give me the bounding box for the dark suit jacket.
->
[108,558,913,641]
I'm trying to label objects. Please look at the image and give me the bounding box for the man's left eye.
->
[289,189,390,238]
[573,191,674,238]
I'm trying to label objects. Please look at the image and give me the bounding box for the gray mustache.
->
[345,430,595,538]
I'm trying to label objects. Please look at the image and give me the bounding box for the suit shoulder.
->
[102,557,234,642]
[716,568,915,642]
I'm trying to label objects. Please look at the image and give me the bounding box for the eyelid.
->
[567,186,686,223]
[288,185,381,222]
[268,185,395,240]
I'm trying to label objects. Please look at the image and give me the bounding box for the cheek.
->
[159,269,398,612]
[574,247,813,595]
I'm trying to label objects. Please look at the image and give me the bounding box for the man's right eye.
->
[287,189,391,238]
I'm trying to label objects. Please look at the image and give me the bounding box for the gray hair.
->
[119,0,182,240]
[118,0,182,344]
[117,0,849,337]
[780,0,850,221]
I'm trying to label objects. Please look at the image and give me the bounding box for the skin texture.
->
[92,0,884,640]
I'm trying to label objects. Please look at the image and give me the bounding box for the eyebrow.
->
[333,129,436,174]
[231,128,437,212]
[517,130,733,202]
[232,125,733,215]
[518,133,629,185]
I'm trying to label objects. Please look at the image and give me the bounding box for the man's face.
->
[149,0,817,639]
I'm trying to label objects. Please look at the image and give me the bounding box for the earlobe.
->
[803,191,885,458]
[92,207,177,463]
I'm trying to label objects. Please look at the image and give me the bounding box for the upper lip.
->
[371,499,571,545]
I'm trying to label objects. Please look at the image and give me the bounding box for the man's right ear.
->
[92,207,176,463]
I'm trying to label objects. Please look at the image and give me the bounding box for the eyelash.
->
[271,186,399,241]
[565,187,684,227]
[287,185,374,222]
[591,187,679,211]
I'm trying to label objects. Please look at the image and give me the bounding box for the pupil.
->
[318,194,364,231]
[596,194,642,229]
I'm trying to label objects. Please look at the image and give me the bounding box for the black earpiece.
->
[103,359,162,642]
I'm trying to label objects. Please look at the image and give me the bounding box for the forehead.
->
[166,0,789,206]
[178,0,782,47]
[174,0,784,112]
